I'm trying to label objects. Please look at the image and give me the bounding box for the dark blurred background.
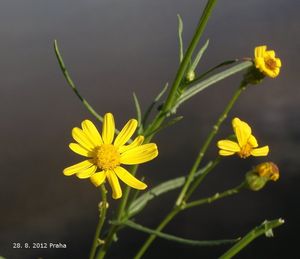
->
[0,0,299,258]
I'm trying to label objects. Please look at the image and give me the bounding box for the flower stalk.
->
[176,83,247,207]
[219,218,285,259]
[89,185,108,259]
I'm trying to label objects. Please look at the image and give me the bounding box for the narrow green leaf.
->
[190,39,209,72]
[128,161,213,217]
[219,218,285,259]
[53,40,103,123]
[133,92,142,131]
[142,83,168,127]
[144,116,183,138]
[54,40,126,137]
[112,220,239,246]
[177,14,184,63]
[174,61,253,110]
[196,59,238,81]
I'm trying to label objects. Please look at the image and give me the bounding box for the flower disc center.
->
[96,144,120,170]
[238,143,252,158]
[265,58,277,70]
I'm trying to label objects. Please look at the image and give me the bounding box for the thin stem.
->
[135,83,246,258]
[89,185,108,259]
[162,0,218,114]
[144,0,218,139]
[184,157,220,202]
[184,182,246,210]
[219,218,285,259]
[54,40,104,123]
[120,220,238,246]
[134,208,181,259]
[95,166,138,259]
[176,84,246,206]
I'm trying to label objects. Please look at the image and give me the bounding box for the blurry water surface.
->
[0,0,299,258]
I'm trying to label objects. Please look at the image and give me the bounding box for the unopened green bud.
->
[246,170,268,191]
[186,70,195,82]
[245,162,280,191]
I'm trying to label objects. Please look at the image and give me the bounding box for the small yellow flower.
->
[63,113,158,199]
[254,45,281,78]
[255,162,279,181]
[217,118,269,158]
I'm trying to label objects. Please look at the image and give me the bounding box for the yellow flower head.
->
[217,118,269,158]
[255,162,279,181]
[63,113,158,199]
[254,45,281,78]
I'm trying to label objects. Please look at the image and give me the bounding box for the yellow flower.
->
[255,162,279,181]
[254,45,281,78]
[217,118,269,158]
[63,113,158,199]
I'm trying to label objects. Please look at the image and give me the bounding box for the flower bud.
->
[186,70,195,82]
[245,162,280,191]
[256,162,280,181]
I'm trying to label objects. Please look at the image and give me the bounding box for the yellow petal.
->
[119,135,144,153]
[72,127,95,151]
[275,58,282,67]
[248,135,258,147]
[114,166,147,190]
[266,50,275,58]
[106,170,122,199]
[232,118,252,147]
[63,159,94,176]
[250,146,269,156]
[69,143,93,157]
[76,165,97,179]
[219,150,235,156]
[114,119,138,147]
[81,120,103,146]
[90,171,106,187]
[254,45,266,58]
[102,113,115,144]
[217,140,240,152]
[120,143,158,165]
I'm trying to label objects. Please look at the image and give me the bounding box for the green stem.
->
[144,0,218,139]
[184,182,246,210]
[219,218,285,259]
[89,185,108,259]
[162,0,218,114]
[135,83,246,258]
[54,40,104,123]
[184,157,221,202]
[176,84,246,206]
[120,220,238,246]
[134,208,181,259]
[95,166,138,259]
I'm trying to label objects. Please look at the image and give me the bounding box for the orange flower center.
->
[96,144,120,170]
[238,143,252,158]
[265,58,277,70]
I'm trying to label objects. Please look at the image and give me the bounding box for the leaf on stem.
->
[177,14,184,63]
[133,92,142,132]
[190,39,210,73]
[174,61,253,111]
[112,220,239,246]
[144,116,183,138]
[142,83,169,127]
[127,161,213,217]
[219,218,285,259]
